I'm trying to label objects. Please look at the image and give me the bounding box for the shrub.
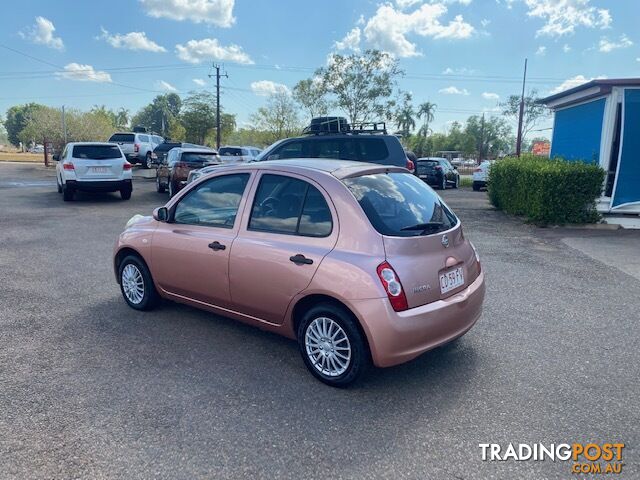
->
[488,154,605,225]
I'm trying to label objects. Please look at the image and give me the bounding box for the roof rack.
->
[349,122,387,135]
[303,116,388,136]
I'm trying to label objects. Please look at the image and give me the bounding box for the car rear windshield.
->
[416,160,439,173]
[182,152,218,163]
[219,147,243,156]
[72,145,122,160]
[109,133,135,143]
[343,172,458,237]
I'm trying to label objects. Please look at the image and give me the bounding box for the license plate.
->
[439,266,464,294]
[92,167,108,173]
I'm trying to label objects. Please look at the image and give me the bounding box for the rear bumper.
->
[418,174,442,185]
[352,271,485,368]
[66,179,132,192]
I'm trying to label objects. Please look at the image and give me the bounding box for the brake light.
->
[376,261,408,312]
[134,143,140,153]
[123,162,132,170]
[63,163,74,170]
[406,158,415,173]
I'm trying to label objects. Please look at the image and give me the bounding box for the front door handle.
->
[289,254,313,265]
[208,241,226,251]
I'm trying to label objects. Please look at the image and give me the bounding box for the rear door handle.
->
[289,254,313,265]
[208,241,226,251]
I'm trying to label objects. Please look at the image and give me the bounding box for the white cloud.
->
[156,80,177,92]
[21,16,64,50]
[481,18,491,27]
[563,43,572,52]
[442,66,477,75]
[193,78,207,86]
[598,35,633,53]
[549,74,606,94]
[535,45,546,56]
[250,80,290,97]
[176,38,253,64]
[396,0,421,8]
[439,86,470,95]
[56,63,112,83]
[139,0,235,27]
[335,27,361,51]
[363,3,475,58]
[482,92,500,100]
[98,28,166,52]
[524,0,611,37]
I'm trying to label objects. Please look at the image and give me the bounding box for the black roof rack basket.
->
[303,117,387,135]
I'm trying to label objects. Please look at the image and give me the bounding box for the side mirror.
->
[52,154,60,161]
[153,207,168,222]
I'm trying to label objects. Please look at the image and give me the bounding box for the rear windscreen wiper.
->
[400,222,444,235]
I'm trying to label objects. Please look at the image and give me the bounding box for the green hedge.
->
[488,154,605,225]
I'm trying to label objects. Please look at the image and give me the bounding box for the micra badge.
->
[441,234,450,248]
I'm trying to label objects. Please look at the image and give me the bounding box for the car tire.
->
[156,175,166,193]
[297,303,371,387]
[440,176,447,190]
[453,175,459,189]
[62,184,75,201]
[144,153,152,169]
[118,255,159,311]
[120,188,132,200]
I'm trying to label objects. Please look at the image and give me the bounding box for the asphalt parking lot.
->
[1,162,638,479]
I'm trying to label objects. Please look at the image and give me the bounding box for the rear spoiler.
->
[333,165,408,180]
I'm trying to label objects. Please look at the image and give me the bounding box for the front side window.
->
[343,172,457,237]
[249,174,332,237]
[173,173,250,228]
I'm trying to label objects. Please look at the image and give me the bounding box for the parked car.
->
[416,157,460,190]
[54,142,132,201]
[29,144,45,153]
[255,116,414,171]
[218,146,262,164]
[156,147,220,197]
[472,160,494,191]
[114,159,485,386]
[108,132,162,169]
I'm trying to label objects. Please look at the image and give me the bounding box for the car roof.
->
[70,142,119,146]
[176,147,217,153]
[203,158,407,180]
[417,157,446,161]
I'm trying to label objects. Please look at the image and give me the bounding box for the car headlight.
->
[125,214,145,229]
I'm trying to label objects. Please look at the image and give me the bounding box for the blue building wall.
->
[613,89,640,207]
[550,98,606,163]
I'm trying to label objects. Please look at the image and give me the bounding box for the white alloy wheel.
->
[121,263,145,305]
[305,317,352,377]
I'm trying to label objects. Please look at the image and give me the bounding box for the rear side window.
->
[249,174,332,237]
[343,172,457,237]
[109,133,134,143]
[72,145,122,159]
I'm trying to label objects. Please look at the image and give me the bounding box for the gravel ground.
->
[0,162,638,479]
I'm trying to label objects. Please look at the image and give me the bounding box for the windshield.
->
[72,145,122,160]
[182,152,218,163]
[343,172,457,237]
[219,147,244,156]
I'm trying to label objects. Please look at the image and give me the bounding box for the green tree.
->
[292,78,330,121]
[465,115,513,158]
[250,91,301,144]
[500,89,550,142]
[131,93,182,135]
[394,92,415,137]
[116,108,130,129]
[316,49,402,124]
[417,101,436,137]
[4,103,46,146]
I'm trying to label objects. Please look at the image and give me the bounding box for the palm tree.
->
[394,93,416,137]
[417,101,437,138]
[116,108,129,129]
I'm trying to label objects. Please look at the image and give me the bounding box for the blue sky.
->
[1,0,638,136]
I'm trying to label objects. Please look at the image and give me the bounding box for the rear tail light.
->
[63,163,74,170]
[406,159,415,173]
[134,143,140,153]
[376,261,408,312]
[123,162,132,170]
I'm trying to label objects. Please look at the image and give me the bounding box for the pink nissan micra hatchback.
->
[114,159,485,386]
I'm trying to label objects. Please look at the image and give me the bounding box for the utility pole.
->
[209,64,228,149]
[61,105,68,144]
[515,58,528,157]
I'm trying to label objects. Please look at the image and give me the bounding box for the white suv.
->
[55,142,133,201]
[108,132,162,169]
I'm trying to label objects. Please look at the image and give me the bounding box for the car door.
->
[229,172,338,325]
[150,172,253,308]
